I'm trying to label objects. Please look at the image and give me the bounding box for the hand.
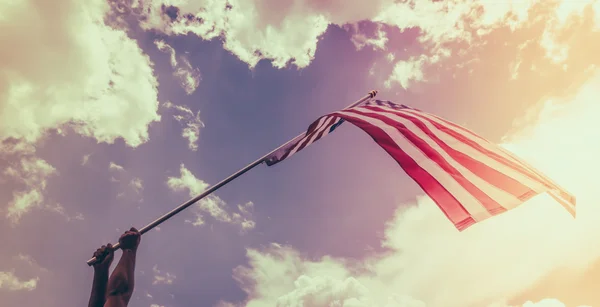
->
[118,227,141,251]
[92,244,114,270]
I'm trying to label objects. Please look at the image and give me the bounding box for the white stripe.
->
[370,107,549,195]
[302,117,339,149]
[287,116,330,158]
[402,109,555,189]
[494,144,573,200]
[356,107,525,210]
[337,110,492,221]
[405,108,575,207]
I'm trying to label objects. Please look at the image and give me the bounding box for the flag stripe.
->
[402,109,558,192]
[307,116,340,148]
[332,110,476,228]
[281,116,332,160]
[364,106,545,200]
[349,108,510,216]
[493,144,575,205]
[414,109,575,206]
[264,99,576,230]
[408,108,575,207]
[359,106,530,211]
[338,109,493,222]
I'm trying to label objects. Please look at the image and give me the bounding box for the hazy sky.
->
[1,1,600,307]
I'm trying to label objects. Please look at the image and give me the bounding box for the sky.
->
[1,0,600,306]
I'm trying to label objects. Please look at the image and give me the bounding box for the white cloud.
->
[384,55,427,90]
[0,0,160,147]
[520,299,590,307]
[109,162,125,172]
[166,164,255,231]
[0,271,38,291]
[1,144,84,223]
[163,101,204,151]
[221,69,600,307]
[130,178,144,194]
[3,156,57,224]
[81,154,91,166]
[116,1,498,83]
[45,203,85,222]
[152,265,176,285]
[129,0,392,69]
[13,254,48,274]
[344,22,388,51]
[536,0,600,65]
[154,40,201,95]
[108,162,144,201]
[118,0,600,90]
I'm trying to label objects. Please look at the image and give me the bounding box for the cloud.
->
[0,0,160,147]
[81,154,91,166]
[0,271,38,291]
[344,22,388,51]
[384,55,428,90]
[125,0,393,69]
[537,0,600,65]
[108,162,144,201]
[166,164,255,231]
[520,299,590,307]
[154,40,201,95]
[13,254,48,273]
[152,265,176,285]
[0,254,47,292]
[221,68,600,307]
[130,178,144,194]
[163,101,204,151]
[45,203,85,222]
[0,0,162,224]
[3,156,57,224]
[120,0,600,93]
[126,0,511,74]
[109,162,125,172]
[99,0,600,101]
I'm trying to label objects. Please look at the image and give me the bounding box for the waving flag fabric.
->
[264,99,576,231]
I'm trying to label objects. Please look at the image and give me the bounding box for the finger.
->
[94,252,106,262]
[130,227,138,232]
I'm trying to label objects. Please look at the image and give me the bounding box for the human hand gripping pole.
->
[87,90,378,266]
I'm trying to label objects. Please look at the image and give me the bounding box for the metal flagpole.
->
[87,90,378,266]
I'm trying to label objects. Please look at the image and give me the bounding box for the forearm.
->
[88,268,109,307]
[107,249,137,298]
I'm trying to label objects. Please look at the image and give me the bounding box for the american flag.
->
[264,99,576,231]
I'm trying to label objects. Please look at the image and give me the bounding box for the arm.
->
[105,228,141,306]
[88,245,113,307]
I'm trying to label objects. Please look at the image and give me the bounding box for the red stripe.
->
[347,108,504,216]
[365,106,535,201]
[279,115,332,161]
[402,109,559,192]
[407,109,575,208]
[494,145,575,205]
[334,110,475,229]
[305,116,327,136]
[427,112,488,142]
[296,116,338,153]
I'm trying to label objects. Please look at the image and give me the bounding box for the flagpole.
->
[86,90,378,266]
